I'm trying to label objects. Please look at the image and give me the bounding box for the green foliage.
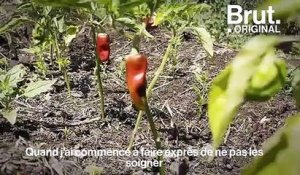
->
[292,69,300,109]
[0,64,26,88]
[0,65,56,125]
[1,109,18,126]
[208,36,288,148]
[201,0,253,49]
[153,2,213,56]
[35,56,48,76]
[187,27,214,57]
[261,0,300,21]
[202,0,228,40]
[23,79,57,98]
[243,115,300,175]
[32,0,95,9]
[154,2,209,30]
[57,57,71,71]
[193,68,209,116]
[245,50,287,101]
[0,17,31,34]
[206,0,300,173]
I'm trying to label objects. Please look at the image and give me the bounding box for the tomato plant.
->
[128,1,214,151]
[206,0,300,174]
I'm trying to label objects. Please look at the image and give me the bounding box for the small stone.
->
[225,164,233,170]
[71,92,84,98]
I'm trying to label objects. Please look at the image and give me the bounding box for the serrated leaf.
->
[208,36,280,148]
[243,115,300,175]
[23,79,56,98]
[1,109,18,125]
[189,27,214,57]
[154,4,187,25]
[0,17,30,34]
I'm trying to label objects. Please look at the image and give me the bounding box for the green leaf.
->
[17,2,32,10]
[146,0,164,14]
[208,36,280,148]
[23,79,57,98]
[119,0,147,11]
[154,3,209,27]
[1,109,18,125]
[0,57,8,66]
[116,17,136,26]
[189,27,214,57]
[20,46,42,55]
[64,26,78,46]
[245,52,287,101]
[0,64,27,87]
[0,17,30,34]
[154,4,188,26]
[243,115,300,175]
[136,24,153,38]
[32,0,94,9]
[57,16,65,33]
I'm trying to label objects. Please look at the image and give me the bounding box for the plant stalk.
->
[63,69,71,96]
[142,97,165,175]
[127,35,176,150]
[53,34,71,97]
[50,44,54,65]
[92,26,105,119]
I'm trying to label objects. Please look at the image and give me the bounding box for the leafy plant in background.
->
[0,64,56,125]
[29,6,79,96]
[0,2,80,96]
[202,0,229,41]
[201,0,254,49]
[207,0,300,174]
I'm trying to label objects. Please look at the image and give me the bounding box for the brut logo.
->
[227,5,280,33]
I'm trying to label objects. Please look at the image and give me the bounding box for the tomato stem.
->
[142,97,165,175]
[53,32,71,97]
[92,26,105,119]
[63,68,71,97]
[127,111,144,150]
